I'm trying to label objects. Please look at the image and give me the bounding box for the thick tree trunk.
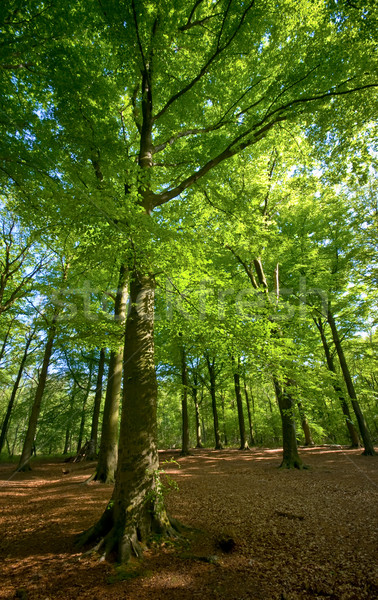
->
[273,377,304,469]
[94,264,128,483]
[243,376,256,446]
[232,357,248,450]
[77,269,179,562]
[180,345,190,456]
[87,348,106,460]
[315,317,360,447]
[205,355,223,449]
[327,309,375,456]
[0,330,34,453]
[17,322,57,471]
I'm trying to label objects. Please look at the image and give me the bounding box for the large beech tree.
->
[2,0,377,562]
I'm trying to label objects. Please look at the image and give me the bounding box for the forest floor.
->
[0,446,377,600]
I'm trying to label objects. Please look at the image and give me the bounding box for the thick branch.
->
[149,115,286,208]
[149,81,377,209]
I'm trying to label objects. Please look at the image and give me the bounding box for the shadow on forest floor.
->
[0,446,377,600]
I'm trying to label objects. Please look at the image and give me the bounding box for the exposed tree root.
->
[361,448,376,456]
[279,458,309,470]
[239,442,250,451]
[76,503,183,564]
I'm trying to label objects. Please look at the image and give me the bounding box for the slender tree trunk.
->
[296,399,314,446]
[180,344,190,456]
[267,393,280,445]
[273,377,304,469]
[94,264,128,483]
[0,317,14,363]
[191,384,202,448]
[63,383,76,455]
[327,308,375,455]
[87,348,106,460]
[206,355,222,449]
[77,268,179,562]
[0,330,34,453]
[314,317,360,447]
[77,361,94,454]
[201,385,207,445]
[10,423,20,455]
[17,320,57,471]
[243,375,256,446]
[220,391,228,446]
[63,426,71,455]
[232,357,248,450]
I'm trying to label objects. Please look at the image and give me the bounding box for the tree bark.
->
[232,357,248,450]
[17,321,57,471]
[243,375,256,446]
[87,348,106,460]
[0,329,34,454]
[205,355,223,449]
[296,399,314,446]
[180,344,190,456]
[76,360,94,454]
[327,308,375,455]
[77,268,179,561]
[273,377,304,469]
[63,383,77,455]
[0,317,14,363]
[314,317,360,447]
[94,263,128,483]
[220,391,228,446]
[191,383,202,448]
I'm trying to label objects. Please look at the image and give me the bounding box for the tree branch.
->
[153,1,255,122]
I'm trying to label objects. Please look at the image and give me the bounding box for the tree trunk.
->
[267,393,280,445]
[94,263,128,483]
[63,383,77,455]
[0,330,34,453]
[191,384,202,448]
[0,317,14,363]
[76,361,94,454]
[205,355,223,449]
[232,357,248,450]
[77,269,179,562]
[243,376,256,446]
[327,308,375,456]
[220,391,228,446]
[297,400,314,446]
[314,317,360,447]
[87,348,106,460]
[180,344,190,456]
[17,322,57,471]
[273,377,304,469]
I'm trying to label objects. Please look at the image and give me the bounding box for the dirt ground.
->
[0,446,377,600]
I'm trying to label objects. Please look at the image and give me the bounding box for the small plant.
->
[145,459,180,513]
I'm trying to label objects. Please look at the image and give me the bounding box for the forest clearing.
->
[1,446,377,600]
